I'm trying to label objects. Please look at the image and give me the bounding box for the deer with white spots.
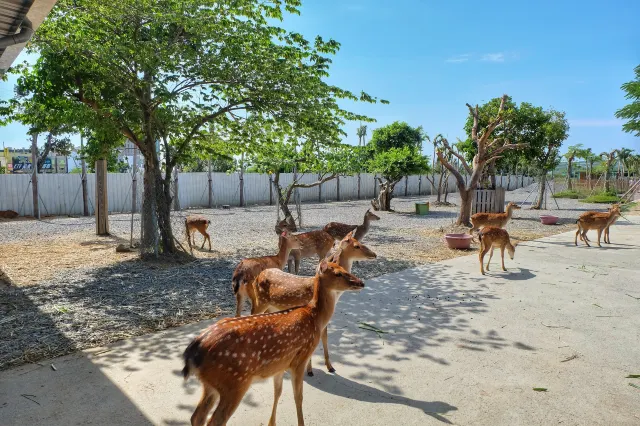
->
[183,261,365,426]
[232,231,303,317]
[323,208,380,241]
[250,230,377,376]
[274,219,335,274]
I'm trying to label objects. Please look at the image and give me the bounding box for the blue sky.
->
[1,0,639,158]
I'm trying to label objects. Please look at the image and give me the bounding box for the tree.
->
[366,122,430,211]
[563,144,584,190]
[582,148,599,189]
[615,65,640,136]
[529,109,569,209]
[617,148,634,177]
[435,95,527,225]
[16,0,385,256]
[600,149,618,193]
[356,124,368,146]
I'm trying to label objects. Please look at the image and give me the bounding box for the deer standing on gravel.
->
[183,261,365,426]
[250,230,376,375]
[478,227,516,275]
[575,205,621,247]
[323,209,380,241]
[232,231,303,317]
[275,219,334,274]
[185,215,212,251]
[469,201,521,235]
[579,205,619,244]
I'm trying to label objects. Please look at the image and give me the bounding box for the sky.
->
[1,0,639,159]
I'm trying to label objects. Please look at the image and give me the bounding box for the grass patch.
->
[553,190,586,199]
[621,202,638,213]
[580,193,621,204]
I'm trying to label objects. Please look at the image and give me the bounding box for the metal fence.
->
[0,172,534,217]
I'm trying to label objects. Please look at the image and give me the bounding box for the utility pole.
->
[30,133,40,219]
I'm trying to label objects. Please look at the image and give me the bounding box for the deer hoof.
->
[328,367,336,373]
[307,371,314,377]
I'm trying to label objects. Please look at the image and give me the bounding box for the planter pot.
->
[415,202,430,215]
[540,215,559,225]
[444,233,473,250]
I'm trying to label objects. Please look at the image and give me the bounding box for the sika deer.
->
[275,220,335,274]
[478,227,516,275]
[579,205,619,244]
[250,231,377,375]
[469,201,521,235]
[575,205,621,247]
[183,261,364,426]
[323,209,380,241]
[232,231,302,317]
[185,215,212,251]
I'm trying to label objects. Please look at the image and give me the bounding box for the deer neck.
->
[276,243,294,269]
[309,277,338,330]
[505,206,514,219]
[337,256,354,273]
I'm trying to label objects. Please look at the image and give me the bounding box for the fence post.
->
[80,135,89,216]
[95,159,109,235]
[373,174,378,198]
[269,174,273,206]
[418,175,422,196]
[173,167,180,211]
[336,176,340,201]
[131,145,138,214]
[404,176,408,196]
[30,133,40,219]
[239,166,245,208]
[357,172,361,200]
[207,159,213,208]
[318,173,322,202]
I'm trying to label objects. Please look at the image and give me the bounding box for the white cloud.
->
[569,119,623,127]
[445,54,471,63]
[481,53,506,62]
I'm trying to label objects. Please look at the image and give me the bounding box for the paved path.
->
[2,219,640,425]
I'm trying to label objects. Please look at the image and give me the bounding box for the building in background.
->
[1,147,69,173]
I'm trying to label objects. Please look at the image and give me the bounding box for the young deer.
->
[323,209,380,241]
[275,219,335,274]
[469,201,521,235]
[232,231,302,317]
[478,227,516,275]
[575,205,621,247]
[183,261,364,426]
[579,205,619,244]
[250,231,377,376]
[185,215,212,251]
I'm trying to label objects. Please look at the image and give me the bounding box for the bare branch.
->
[291,173,337,189]
[466,103,479,142]
[436,150,466,191]
[478,94,508,146]
[435,135,472,174]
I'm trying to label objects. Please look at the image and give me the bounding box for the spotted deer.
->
[478,227,516,275]
[323,209,380,241]
[250,231,377,376]
[575,204,621,247]
[579,205,619,244]
[232,231,303,317]
[275,219,335,274]
[183,261,364,426]
[185,215,212,251]
[469,201,521,235]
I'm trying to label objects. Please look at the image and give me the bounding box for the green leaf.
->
[532,388,548,392]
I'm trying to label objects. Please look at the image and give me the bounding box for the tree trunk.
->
[140,154,176,256]
[372,179,397,211]
[457,188,473,226]
[531,173,547,209]
[567,160,573,190]
[30,133,40,219]
[272,172,296,231]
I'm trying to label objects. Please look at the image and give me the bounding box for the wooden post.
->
[239,152,245,207]
[131,144,138,214]
[357,173,361,200]
[418,175,422,196]
[404,176,408,196]
[373,174,378,198]
[80,135,89,216]
[30,133,40,219]
[318,173,322,202]
[269,174,273,206]
[173,167,180,211]
[207,159,213,208]
[95,159,109,235]
[336,175,340,201]
[54,151,59,173]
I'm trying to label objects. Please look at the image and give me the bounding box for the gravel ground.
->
[0,183,617,370]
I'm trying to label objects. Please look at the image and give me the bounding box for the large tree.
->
[435,95,526,226]
[615,65,640,136]
[14,0,385,256]
[366,121,430,211]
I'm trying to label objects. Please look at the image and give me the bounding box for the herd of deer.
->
[180,201,623,425]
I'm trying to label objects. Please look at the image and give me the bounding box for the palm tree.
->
[617,148,634,177]
[563,144,583,191]
[582,148,598,189]
[356,124,368,147]
[600,149,619,193]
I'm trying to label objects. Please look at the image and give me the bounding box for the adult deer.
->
[478,227,516,275]
[579,205,619,244]
[575,205,621,247]
[469,201,521,235]
[183,261,364,426]
[185,215,212,251]
[275,219,334,274]
[232,231,302,317]
[250,231,376,375]
[323,209,380,241]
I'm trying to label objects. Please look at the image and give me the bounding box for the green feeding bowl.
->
[415,202,430,215]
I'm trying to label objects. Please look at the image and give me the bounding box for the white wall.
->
[0,172,534,216]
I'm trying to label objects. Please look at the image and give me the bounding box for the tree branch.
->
[477,94,508,146]
[435,135,472,174]
[436,150,466,191]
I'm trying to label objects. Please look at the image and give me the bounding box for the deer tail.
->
[182,338,203,380]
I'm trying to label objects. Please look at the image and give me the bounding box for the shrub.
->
[581,193,621,203]
[553,190,585,199]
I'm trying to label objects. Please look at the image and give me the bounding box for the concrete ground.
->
[1,219,639,426]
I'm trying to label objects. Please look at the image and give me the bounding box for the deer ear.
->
[319,260,329,274]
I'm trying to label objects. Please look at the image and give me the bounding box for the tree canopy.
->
[615,64,640,137]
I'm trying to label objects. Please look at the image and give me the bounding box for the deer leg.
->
[191,387,218,426]
[321,326,335,373]
[596,228,603,247]
[479,246,489,275]
[290,364,307,426]
[486,247,494,271]
[206,382,251,426]
[500,246,506,271]
[294,253,301,275]
[267,373,284,426]
[200,231,206,250]
[582,230,591,247]
[305,356,314,377]
[605,227,610,244]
